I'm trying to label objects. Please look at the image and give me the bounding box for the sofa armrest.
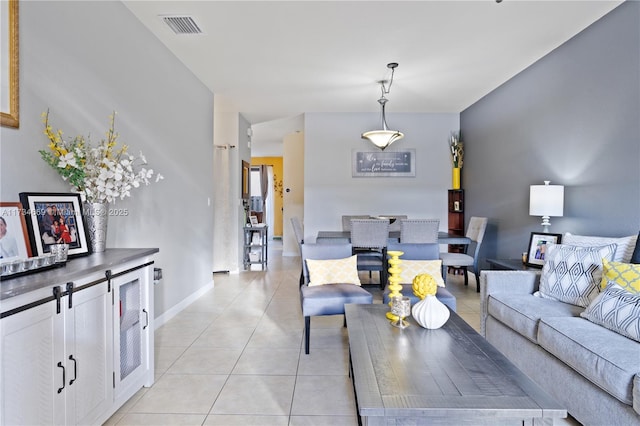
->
[479,270,541,337]
[634,374,640,416]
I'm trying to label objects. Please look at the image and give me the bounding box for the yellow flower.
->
[412,274,438,300]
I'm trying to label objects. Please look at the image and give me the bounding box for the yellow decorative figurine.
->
[386,250,404,321]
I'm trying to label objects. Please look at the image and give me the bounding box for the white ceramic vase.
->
[411,295,450,329]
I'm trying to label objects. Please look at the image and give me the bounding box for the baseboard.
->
[154,279,214,329]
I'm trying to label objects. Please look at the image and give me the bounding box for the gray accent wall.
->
[0,1,214,319]
[461,1,639,261]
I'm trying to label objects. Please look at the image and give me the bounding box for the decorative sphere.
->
[412,273,437,300]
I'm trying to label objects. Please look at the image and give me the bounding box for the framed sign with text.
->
[352,149,415,177]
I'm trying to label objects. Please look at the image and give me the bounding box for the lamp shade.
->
[361,129,404,150]
[529,182,564,217]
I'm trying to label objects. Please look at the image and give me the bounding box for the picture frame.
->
[0,202,32,262]
[249,215,259,226]
[1,0,19,128]
[19,192,91,258]
[352,149,416,177]
[241,160,250,199]
[526,232,562,268]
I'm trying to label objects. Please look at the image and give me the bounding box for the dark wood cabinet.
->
[448,190,464,253]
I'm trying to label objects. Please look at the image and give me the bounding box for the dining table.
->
[315,230,471,245]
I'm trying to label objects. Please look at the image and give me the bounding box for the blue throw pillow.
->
[631,232,640,263]
[631,232,640,264]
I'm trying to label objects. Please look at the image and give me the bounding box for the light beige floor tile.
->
[191,324,256,348]
[297,347,349,376]
[290,375,356,416]
[210,375,295,415]
[203,414,289,425]
[308,327,349,350]
[114,413,206,425]
[130,374,227,414]
[154,326,203,348]
[289,415,358,426]
[246,323,303,348]
[167,346,244,375]
[232,347,300,375]
[154,346,187,374]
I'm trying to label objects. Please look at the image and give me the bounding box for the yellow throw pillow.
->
[398,260,445,287]
[305,255,361,286]
[600,258,640,294]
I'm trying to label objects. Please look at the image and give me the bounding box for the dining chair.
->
[341,215,370,232]
[300,243,373,354]
[378,215,408,232]
[290,217,305,285]
[382,242,456,311]
[439,216,488,292]
[350,218,390,288]
[399,218,440,243]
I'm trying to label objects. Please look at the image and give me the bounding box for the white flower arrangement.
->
[448,131,464,169]
[39,111,163,203]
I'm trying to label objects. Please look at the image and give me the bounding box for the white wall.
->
[303,112,459,242]
[283,131,304,256]
[0,1,214,320]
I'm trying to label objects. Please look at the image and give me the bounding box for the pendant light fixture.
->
[361,62,404,151]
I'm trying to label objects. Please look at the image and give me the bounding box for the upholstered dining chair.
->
[399,219,440,243]
[341,215,370,232]
[300,243,373,354]
[439,216,488,292]
[291,217,305,285]
[350,218,390,288]
[382,242,456,311]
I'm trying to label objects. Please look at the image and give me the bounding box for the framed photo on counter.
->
[526,232,562,268]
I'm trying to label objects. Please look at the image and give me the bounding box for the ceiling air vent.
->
[161,15,203,35]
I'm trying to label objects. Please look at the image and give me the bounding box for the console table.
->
[345,304,566,425]
[0,248,158,426]
[487,258,541,272]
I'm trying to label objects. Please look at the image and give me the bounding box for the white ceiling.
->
[123,0,623,155]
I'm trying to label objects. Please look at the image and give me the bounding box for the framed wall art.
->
[1,0,19,128]
[19,192,91,258]
[0,202,32,261]
[526,232,562,268]
[352,149,415,177]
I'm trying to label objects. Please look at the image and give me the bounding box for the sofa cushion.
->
[563,233,638,263]
[600,259,640,294]
[539,243,616,307]
[537,316,640,406]
[581,284,640,343]
[487,293,583,343]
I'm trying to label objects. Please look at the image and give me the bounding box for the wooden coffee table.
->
[345,304,566,425]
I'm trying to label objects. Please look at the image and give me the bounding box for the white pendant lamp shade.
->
[362,63,404,150]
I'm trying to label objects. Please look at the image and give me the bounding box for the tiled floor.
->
[105,241,575,426]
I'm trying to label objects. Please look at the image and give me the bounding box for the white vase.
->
[411,295,450,329]
[84,202,108,253]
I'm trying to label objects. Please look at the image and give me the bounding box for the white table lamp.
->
[530,181,564,233]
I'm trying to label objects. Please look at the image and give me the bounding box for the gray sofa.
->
[480,270,640,425]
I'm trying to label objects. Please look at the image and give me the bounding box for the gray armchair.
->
[382,242,456,311]
[300,243,373,354]
[440,216,488,292]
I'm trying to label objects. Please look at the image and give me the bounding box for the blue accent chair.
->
[300,243,373,354]
[382,242,457,312]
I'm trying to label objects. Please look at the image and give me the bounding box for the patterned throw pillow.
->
[398,260,445,287]
[539,243,617,307]
[581,284,640,343]
[305,255,361,286]
[600,259,640,294]
[563,233,638,263]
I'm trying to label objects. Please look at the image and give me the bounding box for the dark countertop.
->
[1,248,159,301]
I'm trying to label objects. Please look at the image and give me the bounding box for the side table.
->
[486,258,541,272]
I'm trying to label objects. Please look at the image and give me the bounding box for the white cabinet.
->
[0,249,156,426]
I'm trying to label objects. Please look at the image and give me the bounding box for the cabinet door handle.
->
[69,355,77,385]
[57,361,66,393]
[143,309,149,330]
